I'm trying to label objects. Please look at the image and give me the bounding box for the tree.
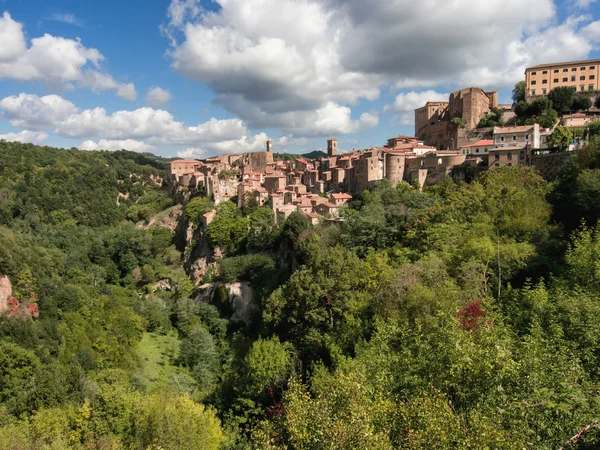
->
[590,120,600,138]
[179,325,220,393]
[133,393,224,450]
[451,117,465,128]
[572,94,593,112]
[186,196,214,225]
[243,337,295,397]
[247,207,279,251]
[547,126,572,152]
[205,201,248,253]
[548,86,576,114]
[512,81,526,103]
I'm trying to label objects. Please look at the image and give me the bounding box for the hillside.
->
[4,140,600,448]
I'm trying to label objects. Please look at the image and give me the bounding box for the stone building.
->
[166,159,202,183]
[489,146,528,168]
[327,138,338,157]
[415,87,499,148]
[493,124,540,149]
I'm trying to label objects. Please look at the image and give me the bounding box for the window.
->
[532,90,536,96]
[520,151,525,159]
[507,152,513,160]
[476,148,480,153]
[572,76,576,81]
[525,134,529,140]
[563,68,569,72]
[543,89,547,95]
[495,163,500,167]
[532,71,537,75]
[512,135,516,141]
[543,70,548,74]
[581,85,585,92]
[532,80,537,85]
[591,66,596,69]
[507,163,512,167]
[554,69,559,73]
[500,136,505,142]
[554,78,559,83]
[573,68,578,71]
[581,67,586,70]
[590,85,595,91]
[542,79,548,84]
[591,75,595,80]
[495,153,500,160]
[563,77,568,82]
[581,76,586,80]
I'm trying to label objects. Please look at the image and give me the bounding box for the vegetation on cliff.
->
[4,138,600,448]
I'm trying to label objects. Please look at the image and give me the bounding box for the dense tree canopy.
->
[5,140,600,448]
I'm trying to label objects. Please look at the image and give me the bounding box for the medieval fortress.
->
[167,58,600,224]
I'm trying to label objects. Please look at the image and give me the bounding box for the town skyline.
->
[0,0,600,158]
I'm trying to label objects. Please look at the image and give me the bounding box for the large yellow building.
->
[525,59,600,97]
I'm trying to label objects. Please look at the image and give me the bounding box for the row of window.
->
[498,135,530,142]
[532,75,595,85]
[531,84,595,95]
[531,66,596,75]
[493,151,525,160]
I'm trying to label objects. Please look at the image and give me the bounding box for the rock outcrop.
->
[0,275,11,313]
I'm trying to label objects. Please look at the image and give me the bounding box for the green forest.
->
[4,139,600,449]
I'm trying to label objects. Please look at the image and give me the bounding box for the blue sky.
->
[0,0,599,158]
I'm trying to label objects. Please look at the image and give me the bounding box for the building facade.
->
[525,59,600,97]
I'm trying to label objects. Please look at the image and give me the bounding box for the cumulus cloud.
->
[0,93,77,130]
[80,139,155,152]
[146,86,172,106]
[163,0,600,133]
[0,12,136,99]
[384,90,449,114]
[0,92,280,155]
[0,130,48,144]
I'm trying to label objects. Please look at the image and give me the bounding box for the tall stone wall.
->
[240,151,274,172]
[530,152,574,180]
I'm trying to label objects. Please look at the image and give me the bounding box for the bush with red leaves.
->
[456,299,491,331]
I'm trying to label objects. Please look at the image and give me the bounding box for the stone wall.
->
[530,152,574,180]
[240,151,274,172]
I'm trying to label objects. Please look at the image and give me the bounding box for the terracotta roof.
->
[168,159,200,164]
[461,139,494,148]
[563,113,588,119]
[331,193,352,199]
[295,158,310,164]
[494,125,535,133]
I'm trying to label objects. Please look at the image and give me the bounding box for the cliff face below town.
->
[170,186,259,327]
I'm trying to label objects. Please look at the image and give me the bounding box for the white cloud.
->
[177,147,208,159]
[80,139,155,152]
[163,0,600,133]
[384,90,448,114]
[146,86,172,106]
[0,92,278,155]
[46,13,85,27]
[0,93,77,130]
[0,130,48,144]
[0,12,135,98]
[569,0,597,8]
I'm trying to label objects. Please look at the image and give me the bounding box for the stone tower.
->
[327,138,338,157]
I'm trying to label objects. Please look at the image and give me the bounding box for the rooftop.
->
[461,139,494,148]
[493,125,535,133]
[527,58,600,70]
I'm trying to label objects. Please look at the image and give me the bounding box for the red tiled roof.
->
[461,139,494,148]
[331,193,352,199]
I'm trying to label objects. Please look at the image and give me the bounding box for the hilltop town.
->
[167,58,600,224]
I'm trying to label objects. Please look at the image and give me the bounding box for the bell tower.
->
[327,138,338,157]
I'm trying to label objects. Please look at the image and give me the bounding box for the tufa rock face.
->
[0,275,12,313]
[195,281,259,326]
